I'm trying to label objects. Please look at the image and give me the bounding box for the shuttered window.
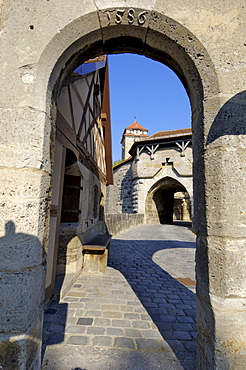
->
[61,175,81,222]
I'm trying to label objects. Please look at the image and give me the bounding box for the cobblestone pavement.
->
[42,223,196,370]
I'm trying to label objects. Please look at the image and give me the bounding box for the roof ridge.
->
[148,128,191,138]
[125,120,148,131]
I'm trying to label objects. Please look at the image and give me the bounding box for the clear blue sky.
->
[108,54,191,161]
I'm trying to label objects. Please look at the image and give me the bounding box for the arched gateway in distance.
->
[106,125,193,226]
[0,2,245,369]
[145,176,192,224]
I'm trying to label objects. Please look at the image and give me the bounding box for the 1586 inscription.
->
[106,9,148,26]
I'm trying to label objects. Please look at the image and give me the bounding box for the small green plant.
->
[113,159,124,167]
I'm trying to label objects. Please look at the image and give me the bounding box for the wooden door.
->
[61,175,81,222]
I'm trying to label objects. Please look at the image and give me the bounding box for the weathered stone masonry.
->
[106,127,193,225]
[106,158,134,214]
[0,1,246,369]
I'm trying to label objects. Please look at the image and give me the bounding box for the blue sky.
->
[108,54,191,161]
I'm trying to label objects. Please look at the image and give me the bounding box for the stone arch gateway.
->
[1,2,245,369]
[146,176,191,224]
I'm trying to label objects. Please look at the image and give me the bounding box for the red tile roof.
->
[123,134,149,137]
[125,120,148,131]
[148,128,191,139]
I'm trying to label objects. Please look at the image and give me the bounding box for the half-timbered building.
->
[45,56,113,300]
[1,2,245,368]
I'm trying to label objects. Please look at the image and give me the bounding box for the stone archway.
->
[35,15,218,367]
[1,2,245,369]
[146,176,191,224]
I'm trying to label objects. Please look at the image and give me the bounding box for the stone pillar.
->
[195,93,246,369]
[0,108,52,369]
[181,199,191,221]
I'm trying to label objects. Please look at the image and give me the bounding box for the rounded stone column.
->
[0,107,52,369]
[195,92,246,369]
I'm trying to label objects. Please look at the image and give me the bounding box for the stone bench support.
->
[82,234,112,273]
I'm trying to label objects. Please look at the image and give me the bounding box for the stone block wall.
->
[107,145,193,222]
[1,1,245,368]
[106,160,134,214]
[56,163,107,285]
[105,213,144,236]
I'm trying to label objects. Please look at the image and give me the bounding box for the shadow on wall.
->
[42,232,81,361]
[195,90,246,368]
[120,166,135,213]
[42,235,79,362]
[55,232,83,297]
[0,221,46,369]
[206,91,246,144]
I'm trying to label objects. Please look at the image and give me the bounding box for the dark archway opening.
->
[153,189,174,224]
[146,177,191,224]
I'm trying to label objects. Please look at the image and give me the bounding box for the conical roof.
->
[125,120,148,132]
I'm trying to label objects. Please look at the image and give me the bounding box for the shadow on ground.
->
[108,235,196,369]
[42,224,196,369]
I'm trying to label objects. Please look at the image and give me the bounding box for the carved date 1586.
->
[106,9,148,26]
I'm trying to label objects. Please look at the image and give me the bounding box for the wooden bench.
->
[82,234,112,273]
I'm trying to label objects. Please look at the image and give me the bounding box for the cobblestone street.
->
[42,223,196,370]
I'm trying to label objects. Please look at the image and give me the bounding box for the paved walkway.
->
[42,223,196,370]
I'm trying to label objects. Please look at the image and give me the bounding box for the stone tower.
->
[121,120,149,159]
